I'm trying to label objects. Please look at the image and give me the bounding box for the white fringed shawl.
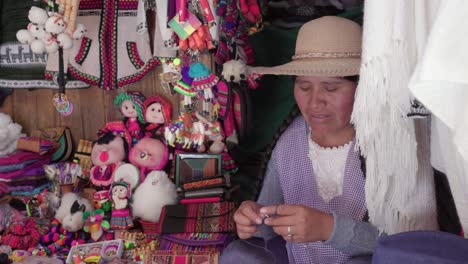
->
[409,0,468,237]
[352,0,438,234]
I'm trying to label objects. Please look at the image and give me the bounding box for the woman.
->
[221,16,381,264]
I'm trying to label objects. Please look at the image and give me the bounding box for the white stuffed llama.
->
[0,113,25,157]
[132,171,177,222]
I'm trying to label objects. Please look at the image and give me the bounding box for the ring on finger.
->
[287,225,293,241]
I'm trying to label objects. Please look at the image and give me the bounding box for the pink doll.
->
[109,181,133,230]
[90,132,129,188]
[129,137,169,181]
[114,91,146,146]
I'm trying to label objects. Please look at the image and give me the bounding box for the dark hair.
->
[343,75,360,84]
[95,132,129,162]
[256,104,301,200]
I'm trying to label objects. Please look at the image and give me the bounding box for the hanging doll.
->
[109,180,134,230]
[90,132,129,188]
[189,62,220,116]
[144,95,172,138]
[114,91,146,146]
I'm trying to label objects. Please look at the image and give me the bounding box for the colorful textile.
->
[1,218,49,250]
[145,250,219,264]
[0,0,89,89]
[0,151,48,165]
[159,202,236,233]
[46,0,158,90]
[273,117,367,264]
[159,233,234,252]
[111,208,133,230]
[0,159,39,173]
[0,158,50,180]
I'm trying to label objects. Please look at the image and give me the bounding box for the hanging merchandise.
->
[189,62,219,117]
[46,0,158,90]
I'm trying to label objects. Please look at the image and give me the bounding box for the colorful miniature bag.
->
[31,127,73,162]
[158,202,236,233]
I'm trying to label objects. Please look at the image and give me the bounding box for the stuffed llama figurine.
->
[0,113,25,157]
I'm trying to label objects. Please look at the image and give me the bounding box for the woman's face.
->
[294,76,356,137]
[121,100,137,118]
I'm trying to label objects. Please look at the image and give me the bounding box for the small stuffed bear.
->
[132,170,177,222]
[90,132,129,188]
[0,112,25,157]
[222,60,247,83]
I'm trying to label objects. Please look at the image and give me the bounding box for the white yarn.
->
[352,0,437,234]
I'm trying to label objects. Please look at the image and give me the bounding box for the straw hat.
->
[251,16,362,77]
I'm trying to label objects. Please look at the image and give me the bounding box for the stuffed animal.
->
[28,6,48,25]
[44,13,67,35]
[0,112,24,157]
[143,95,172,138]
[132,170,177,222]
[222,60,247,83]
[90,132,128,188]
[114,92,146,146]
[55,192,93,232]
[129,137,169,181]
[57,32,73,49]
[72,23,87,39]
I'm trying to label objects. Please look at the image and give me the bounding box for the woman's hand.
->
[260,204,334,243]
[233,200,264,239]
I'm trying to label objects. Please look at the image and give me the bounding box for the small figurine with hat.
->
[109,180,133,230]
[189,62,220,116]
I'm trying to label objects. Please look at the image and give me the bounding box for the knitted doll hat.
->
[173,66,197,97]
[114,91,146,123]
[144,95,172,125]
[189,62,219,91]
[110,180,131,199]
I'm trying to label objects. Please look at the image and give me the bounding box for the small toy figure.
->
[114,91,146,146]
[83,209,110,242]
[110,181,133,230]
[144,95,172,138]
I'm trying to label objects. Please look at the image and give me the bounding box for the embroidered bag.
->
[31,127,74,162]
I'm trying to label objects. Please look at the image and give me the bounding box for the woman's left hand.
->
[260,204,334,243]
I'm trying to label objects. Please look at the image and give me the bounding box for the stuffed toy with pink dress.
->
[114,91,146,146]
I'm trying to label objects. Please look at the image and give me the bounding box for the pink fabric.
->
[0,151,48,165]
[0,159,50,180]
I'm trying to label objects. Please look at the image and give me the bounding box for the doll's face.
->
[145,102,165,124]
[121,100,138,118]
[112,185,127,199]
[129,137,167,169]
[91,136,126,166]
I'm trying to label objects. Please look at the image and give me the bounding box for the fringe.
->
[352,42,437,234]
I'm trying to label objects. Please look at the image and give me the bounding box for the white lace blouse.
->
[308,135,352,203]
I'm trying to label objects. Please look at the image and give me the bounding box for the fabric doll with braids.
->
[109,180,133,230]
[143,95,172,138]
[114,91,146,146]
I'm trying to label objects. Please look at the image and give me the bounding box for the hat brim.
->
[250,58,361,77]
